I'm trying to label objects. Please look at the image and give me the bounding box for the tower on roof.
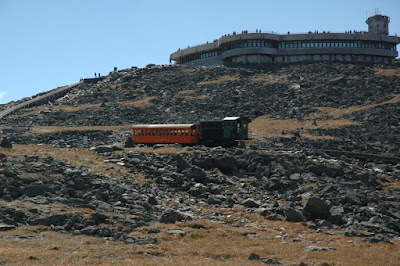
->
[366,12,390,35]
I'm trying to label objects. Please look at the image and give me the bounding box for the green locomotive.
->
[199,117,250,147]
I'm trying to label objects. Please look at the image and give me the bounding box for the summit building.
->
[170,14,400,65]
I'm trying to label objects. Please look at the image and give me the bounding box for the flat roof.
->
[132,124,197,129]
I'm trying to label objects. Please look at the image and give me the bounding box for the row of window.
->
[281,54,389,63]
[222,40,277,51]
[181,50,221,63]
[279,40,397,50]
[179,39,397,63]
[134,129,195,137]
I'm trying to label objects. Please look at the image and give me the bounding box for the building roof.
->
[132,124,197,129]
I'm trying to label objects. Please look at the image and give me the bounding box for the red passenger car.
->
[132,124,200,145]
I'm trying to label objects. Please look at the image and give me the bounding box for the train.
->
[132,117,250,147]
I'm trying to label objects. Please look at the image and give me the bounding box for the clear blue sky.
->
[1,0,399,104]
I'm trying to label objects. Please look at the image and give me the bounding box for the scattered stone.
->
[305,246,336,251]
[0,224,16,231]
[261,258,282,264]
[248,253,260,260]
[165,230,186,237]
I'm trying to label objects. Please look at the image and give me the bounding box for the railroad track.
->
[0,80,83,121]
[258,148,400,164]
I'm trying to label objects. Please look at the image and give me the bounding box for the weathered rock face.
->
[0,62,399,243]
[1,143,399,241]
[2,62,400,156]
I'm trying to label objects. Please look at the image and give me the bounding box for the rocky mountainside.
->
[0,62,400,264]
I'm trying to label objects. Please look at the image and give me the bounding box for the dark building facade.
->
[170,14,400,65]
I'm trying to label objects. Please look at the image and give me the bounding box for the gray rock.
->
[24,182,46,197]
[165,230,186,237]
[329,206,344,225]
[284,208,306,222]
[304,197,330,220]
[175,154,191,171]
[183,166,207,182]
[0,224,16,231]
[95,145,113,153]
[242,198,261,208]
[80,226,100,236]
[248,253,260,260]
[305,245,336,251]
[159,209,184,224]
[261,258,281,264]
[30,214,69,226]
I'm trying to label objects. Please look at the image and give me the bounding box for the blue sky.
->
[1,0,399,104]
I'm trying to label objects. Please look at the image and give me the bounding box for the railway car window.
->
[174,130,177,136]
[185,129,188,136]
[134,130,137,136]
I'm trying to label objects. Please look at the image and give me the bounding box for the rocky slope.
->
[0,62,400,263]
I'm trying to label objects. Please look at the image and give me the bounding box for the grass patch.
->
[249,115,357,139]
[122,96,157,108]
[0,209,399,265]
[251,74,289,85]
[197,75,239,85]
[374,68,400,77]
[311,94,400,119]
[17,104,102,118]
[0,145,141,181]
[184,95,210,101]
[183,68,197,73]
[28,125,132,134]
[178,90,196,95]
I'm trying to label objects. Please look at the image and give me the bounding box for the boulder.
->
[304,197,330,220]
[284,208,306,222]
[159,209,184,224]
[30,214,70,226]
[241,198,261,208]
[24,182,46,197]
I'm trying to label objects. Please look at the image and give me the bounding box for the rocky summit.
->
[0,62,400,264]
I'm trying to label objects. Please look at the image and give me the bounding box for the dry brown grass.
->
[176,90,210,100]
[178,90,196,95]
[184,95,210,101]
[251,74,289,85]
[311,94,400,119]
[1,208,399,265]
[17,104,102,118]
[374,68,400,77]
[122,96,157,108]
[249,115,357,139]
[0,145,143,181]
[183,68,197,73]
[197,75,239,86]
[251,94,400,140]
[29,125,132,134]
